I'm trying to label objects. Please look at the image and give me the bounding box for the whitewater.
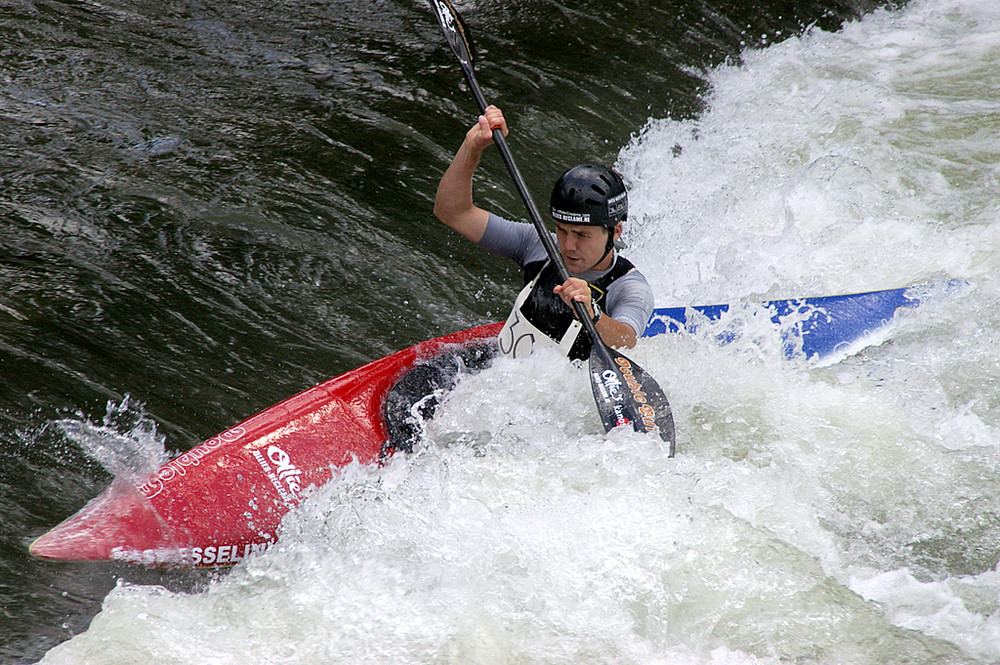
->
[40,0,1000,662]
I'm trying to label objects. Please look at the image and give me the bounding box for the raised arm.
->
[433,105,509,243]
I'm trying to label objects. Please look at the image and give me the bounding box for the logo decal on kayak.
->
[111,541,273,567]
[252,445,304,505]
[139,426,247,499]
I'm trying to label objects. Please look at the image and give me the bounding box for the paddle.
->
[428,0,676,453]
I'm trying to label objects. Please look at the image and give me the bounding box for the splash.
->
[54,396,169,484]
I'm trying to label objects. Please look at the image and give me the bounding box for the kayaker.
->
[385,105,657,453]
[434,105,655,361]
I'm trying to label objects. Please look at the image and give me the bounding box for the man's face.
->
[555,221,620,273]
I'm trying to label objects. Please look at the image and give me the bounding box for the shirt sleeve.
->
[604,270,655,338]
[476,213,549,267]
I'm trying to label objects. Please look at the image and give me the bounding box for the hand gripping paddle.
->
[428,0,676,454]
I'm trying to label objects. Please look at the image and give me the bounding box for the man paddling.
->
[434,105,654,361]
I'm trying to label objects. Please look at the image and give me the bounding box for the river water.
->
[3,0,1000,662]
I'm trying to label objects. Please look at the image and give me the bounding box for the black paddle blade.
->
[590,347,676,455]
[428,0,476,70]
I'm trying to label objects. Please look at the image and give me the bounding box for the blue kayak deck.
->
[642,281,963,362]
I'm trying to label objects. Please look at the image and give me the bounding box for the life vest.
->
[497,256,635,361]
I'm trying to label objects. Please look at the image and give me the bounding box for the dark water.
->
[1,0,895,660]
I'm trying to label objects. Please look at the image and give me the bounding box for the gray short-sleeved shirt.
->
[476,214,654,337]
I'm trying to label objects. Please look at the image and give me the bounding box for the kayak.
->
[29,283,945,567]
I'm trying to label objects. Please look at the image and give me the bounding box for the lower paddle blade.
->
[589,347,676,455]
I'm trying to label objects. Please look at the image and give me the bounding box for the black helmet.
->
[549,164,628,228]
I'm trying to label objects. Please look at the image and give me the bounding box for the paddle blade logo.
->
[430,0,455,36]
[593,368,630,427]
[613,357,656,430]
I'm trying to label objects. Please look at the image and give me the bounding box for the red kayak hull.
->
[30,322,503,567]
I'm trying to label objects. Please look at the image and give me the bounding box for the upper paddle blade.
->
[589,347,676,455]
[428,0,476,70]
